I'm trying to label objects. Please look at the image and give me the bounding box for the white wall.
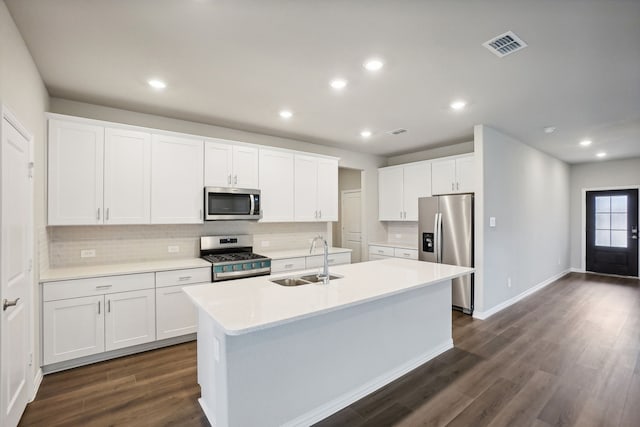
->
[474,125,570,316]
[386,141,473,166]
[0,0,49,391]
[569,157,640,270]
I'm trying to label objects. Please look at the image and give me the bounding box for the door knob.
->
[3,297,19,311]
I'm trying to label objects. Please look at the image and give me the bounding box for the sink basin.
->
[299,274,343,283]
[270,273,343,286]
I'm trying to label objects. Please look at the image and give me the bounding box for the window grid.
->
[594,196,627,248]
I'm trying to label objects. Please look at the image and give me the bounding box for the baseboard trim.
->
[570,267,584,273]
[42,333,196,374]
[282,339,454,427]
[473,270,570,320]
[30,368,43,401]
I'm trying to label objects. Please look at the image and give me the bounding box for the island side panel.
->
[223,279,452,427]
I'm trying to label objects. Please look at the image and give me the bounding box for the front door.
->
[586,189,639,277]
[1,110,33,427]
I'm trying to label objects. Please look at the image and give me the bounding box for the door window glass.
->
[594,195,627,248]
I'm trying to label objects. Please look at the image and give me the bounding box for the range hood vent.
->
[482,31,528,57]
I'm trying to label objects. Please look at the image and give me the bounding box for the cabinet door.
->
[378,167,404,221]
[156,284,199,340]
[43,295,104,365]
[48,119,104,225]
[431,159,456,195]
[105,289,156,351]
[204,140,233,187]
[455,155,475,193]
[151,134,204,224]
[103,128,151,224]
[294,155,319,221]
[233,145,259,189]
[259,149,294,222]
[402,162,431,221]
[316,158,338,221]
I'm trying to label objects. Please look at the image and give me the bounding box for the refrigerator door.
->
[440,194,474,313]
[418,197,439,263]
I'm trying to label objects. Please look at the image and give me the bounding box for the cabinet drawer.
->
[155,267,211,288]
[369,245,394,257]
[43,273,155,302]
[306,252,351,268]
[271,257,306,273]
[394,248,418,260]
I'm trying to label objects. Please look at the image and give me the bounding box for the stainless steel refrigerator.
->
[418,194,474,314]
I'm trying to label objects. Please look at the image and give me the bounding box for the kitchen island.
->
[184,258,473,427]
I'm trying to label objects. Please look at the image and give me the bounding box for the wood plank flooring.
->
[20,273,640,427]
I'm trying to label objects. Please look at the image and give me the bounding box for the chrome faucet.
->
[309,235,330,284]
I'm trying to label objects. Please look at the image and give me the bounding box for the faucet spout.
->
[309,235,330,284]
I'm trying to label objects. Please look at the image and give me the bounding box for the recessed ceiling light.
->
[363,59,384,71]
[148,79,167,90]
[330,79,348,90]
[579,139,592,147]
[543,126,556,134]
[279,110,293,119]
[360,130,372,138]
[596,151,607,158]
[450,100,467,111]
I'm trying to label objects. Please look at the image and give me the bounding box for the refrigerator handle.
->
[436,213,443,263]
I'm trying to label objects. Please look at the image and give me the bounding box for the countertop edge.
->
[368,242,419,250]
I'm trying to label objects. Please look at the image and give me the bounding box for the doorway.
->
[585,189,638,277]
[334,168,363,262]
[1,107,34,427]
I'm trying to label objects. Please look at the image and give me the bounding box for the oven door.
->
[205,187,261,220]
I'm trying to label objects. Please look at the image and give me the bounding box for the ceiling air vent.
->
[387,128,407,136]
[482,31,528,58]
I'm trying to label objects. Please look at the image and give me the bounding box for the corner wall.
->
[569,157,640,270]
[0,0,49,393]
[474,125,570,316]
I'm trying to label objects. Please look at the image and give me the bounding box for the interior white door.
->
[103,128,151,224]
[378,167,404,220]
[316,158,338,221]
[294,155,319,221]
[259,149,294,222]
[1,111,32,427]
[105,289,156,351]
[341,190,362,263]
[233,145,259,189]
[204,140,233,187]
[402,162,431,221]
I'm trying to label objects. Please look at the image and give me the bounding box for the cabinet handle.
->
[456,182,459,191]
[400,211,403,219]
[234,175,238,185]
[199,209,203,220]
[314,210,318,219]
[163,290,184,295]
[106,208,110,221]
[178,276,192,281]
[451,183,454,191]
[228,174,231,185]
[107,300,111,313]
[97,208,101,220]
[98,300,101,315]
[95,285,112,290]
[378,250,384,254]
[403,253,410,256]
[285,264,294,268]
[319,210,322,219]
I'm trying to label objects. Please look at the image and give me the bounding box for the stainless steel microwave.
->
[204,187,262,220]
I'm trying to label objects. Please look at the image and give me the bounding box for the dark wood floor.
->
[20,273,640,426]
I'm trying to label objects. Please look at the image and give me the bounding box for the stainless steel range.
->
[200,235,271,282]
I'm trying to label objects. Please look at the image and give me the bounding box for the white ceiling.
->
[6,0,640,163]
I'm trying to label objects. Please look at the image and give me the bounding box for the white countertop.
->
[183,258,473,336]
[369,241,418,250]
[258,246,352,260]
[40,258,211,282]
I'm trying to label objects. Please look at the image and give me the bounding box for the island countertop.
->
[183,258,473,336]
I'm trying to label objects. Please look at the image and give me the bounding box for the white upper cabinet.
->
[259,149,294,222]
[294,155,338,221]
[204,139,259,189]
[103,128,151,224]
[48,119,104,225]
[431,154,475,195]
[378,161,431,221]
[151,134,204,224]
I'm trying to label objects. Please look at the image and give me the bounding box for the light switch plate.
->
[80,249,96,258]
[489,217,496,227]
[167,245,180,253]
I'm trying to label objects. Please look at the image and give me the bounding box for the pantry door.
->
[586,189,639,277]
[1,108,33,427]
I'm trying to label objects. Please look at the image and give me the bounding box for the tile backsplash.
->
[385,222,419,247]
[48,221,328,268]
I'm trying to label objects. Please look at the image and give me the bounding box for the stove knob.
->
[233,264,240,271]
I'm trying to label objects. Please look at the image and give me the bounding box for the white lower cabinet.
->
[369,245,418,261]
[270,251,352,274]
[43,295,105,365]
[104,289,156,351]
[306,252,351,268]
[156,285,199,340]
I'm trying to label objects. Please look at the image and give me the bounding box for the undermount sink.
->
[270,274,343,287]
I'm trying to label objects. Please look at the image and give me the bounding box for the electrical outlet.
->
[167,245,180,253]
[489,217,496,227]
[507,277,512,288]
[261,241,270,247]
[80,249,96,258]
